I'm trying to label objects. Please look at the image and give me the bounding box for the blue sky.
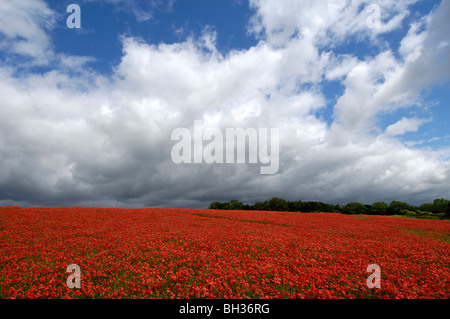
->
[49,0,258,74]
[0,0,449,208]
[46,0,448,149]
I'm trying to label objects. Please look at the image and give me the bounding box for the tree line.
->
[208,198,450,220]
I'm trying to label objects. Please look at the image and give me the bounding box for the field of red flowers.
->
[0,206,449,299]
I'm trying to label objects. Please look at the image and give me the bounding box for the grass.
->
[397,228,450,244]
[352,215,371,220]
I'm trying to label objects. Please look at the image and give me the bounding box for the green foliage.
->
[400,209,417,217]
[252,201,266,211]
[370,202,388,215]
[266,197,289,212]
[208,200,243,210]
[387,201,414,215]
[288,200,303,212]
[208,202,225,210]
[419,199,450,219]
[419,203,435,213]
[447,202,450,218]
[208,197,450,220]
[433,198,450,216]
[342,202,368,215]
[290,201,337,213]
[228,200,244,210]
[399,209,444,220]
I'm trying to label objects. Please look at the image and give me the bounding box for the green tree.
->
[419,199,450,219]
[334,204,343,214]
[288,200,302,212]
[447,202,450,219]
[387,201,412,215]
[342,202,368,215]
[252,201,266,211]
[322,203,337,213]
[419,203,435,213]
[267,197,289,212]
[208,202,226,210]
[210,198,449,220]
[432,198,450,215]
[228,200,244,210]
[370,202,388,215]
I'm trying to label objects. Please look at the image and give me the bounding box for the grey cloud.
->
[0,0,449,209]
[0,0,56,65]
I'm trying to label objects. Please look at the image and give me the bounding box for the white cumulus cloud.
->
[0,0,449,208]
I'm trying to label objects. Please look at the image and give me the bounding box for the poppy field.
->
[0,206,449,299]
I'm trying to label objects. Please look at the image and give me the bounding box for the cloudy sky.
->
[0,0,449,208]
